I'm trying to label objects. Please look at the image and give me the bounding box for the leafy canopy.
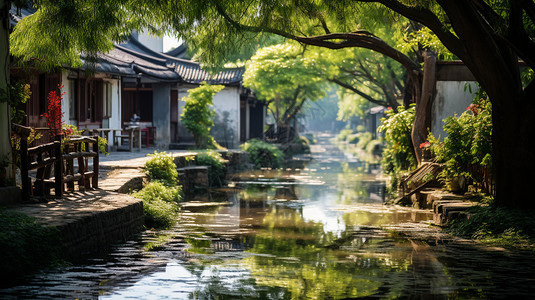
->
[244,43,325,102]
[181,83,224,149]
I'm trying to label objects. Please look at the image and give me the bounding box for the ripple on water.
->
[3,135,535,299]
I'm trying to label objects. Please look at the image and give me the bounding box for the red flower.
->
[42,85,65,137]
[387,107,392,110]
[419,141,431,149]
[466,104,479,116]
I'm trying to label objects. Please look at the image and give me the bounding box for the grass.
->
[133,181,182,229]
[0,209,62,285]
[447,203,535,251]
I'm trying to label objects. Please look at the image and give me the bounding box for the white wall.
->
[60,71,121,145]
[60,71,74,125]
[177,85,241,148]
[212,87,240,148]
[431,81,478,140]
[104,78,122,130]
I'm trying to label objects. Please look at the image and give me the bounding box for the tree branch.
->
[502,1,535,70]
[363,0,467,58]
[329,77,389,107]
[212,1,421,75]
[519,0,535,25]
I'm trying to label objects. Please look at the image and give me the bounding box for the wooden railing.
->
[20,140,62,201]
[15,124,100,201]
[62,136,99,193]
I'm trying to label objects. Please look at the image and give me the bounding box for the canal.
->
[2,134,535,299]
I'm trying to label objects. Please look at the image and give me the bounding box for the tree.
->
[1,0,13,183]
[181,83,224,149]
[151,0,535,209]
[7,1,535,209]
[306,47,406,119]
[243,43,326,142]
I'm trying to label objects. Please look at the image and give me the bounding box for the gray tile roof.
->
[10,6,243,86]
[108,38,244,85]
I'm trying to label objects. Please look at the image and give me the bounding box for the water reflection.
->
[3,134,535,299]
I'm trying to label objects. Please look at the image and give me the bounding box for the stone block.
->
[0,186,21,206]
[117,176,148,194]
[178,166,209,195]
[173,154,196,168]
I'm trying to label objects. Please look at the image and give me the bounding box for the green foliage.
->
[0,81,32,124]
[377,105,417,188]
[429,96,493,194]
[356,132,373,149]
[241,139,284,169]
[195,150,227,187]
[448,204,535,251]
[244,43,325,102]
[0,210,61,283]
[244,43,326,128]
[400,26,454,60]
[144,151,178,186]
[337,129,355,142]
[9,0,146,70]
[282,136,311,158]
[181,83,225,149]
[133,181,182,229]
[365,139,384,157]
[347,134,360,144]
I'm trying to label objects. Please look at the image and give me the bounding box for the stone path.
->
[99,149,194,191]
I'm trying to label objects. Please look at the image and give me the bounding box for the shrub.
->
[337,128,354,141]
[377,105,417,189]
[0,210,61,283]
[282,136,311,158]
[347,134,359,144]
[356,125,366,133]
[144,151,178,186]
[302,133,316,144]
[356,132,373,149]
[241,139,284,169]
[365,139,384,157]
[429,96,492,194]
[133,181,182,229]
[448,203,535,251]
[196,150,228,187]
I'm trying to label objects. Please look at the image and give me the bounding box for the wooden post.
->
[92,136,99,188]
[128,128,133,152]
[20,137,30,201]
[137,127,141,150]
[54,141,63,198]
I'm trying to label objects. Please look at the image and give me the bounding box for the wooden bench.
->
[20,139,62,201]
[17,125,100,200]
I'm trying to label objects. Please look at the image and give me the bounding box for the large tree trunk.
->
[412,51,436,164]
[491,93,535,209]
[0,0,13,182]
[426,1,535,209]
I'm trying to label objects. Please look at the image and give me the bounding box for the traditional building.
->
[10,6,265,149]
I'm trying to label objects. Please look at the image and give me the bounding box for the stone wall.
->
[58,197,144,261]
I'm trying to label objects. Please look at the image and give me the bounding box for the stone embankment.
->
[3,149,248,261]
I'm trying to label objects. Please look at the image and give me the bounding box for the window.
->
[69,79,77,120]
[103,82,113,118]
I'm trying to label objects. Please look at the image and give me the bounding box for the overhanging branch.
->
[330,78,388,107]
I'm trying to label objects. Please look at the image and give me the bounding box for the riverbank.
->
[0,149,191,270]
[1,149,251,264]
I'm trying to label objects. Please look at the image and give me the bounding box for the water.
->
[2,134,535,299]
